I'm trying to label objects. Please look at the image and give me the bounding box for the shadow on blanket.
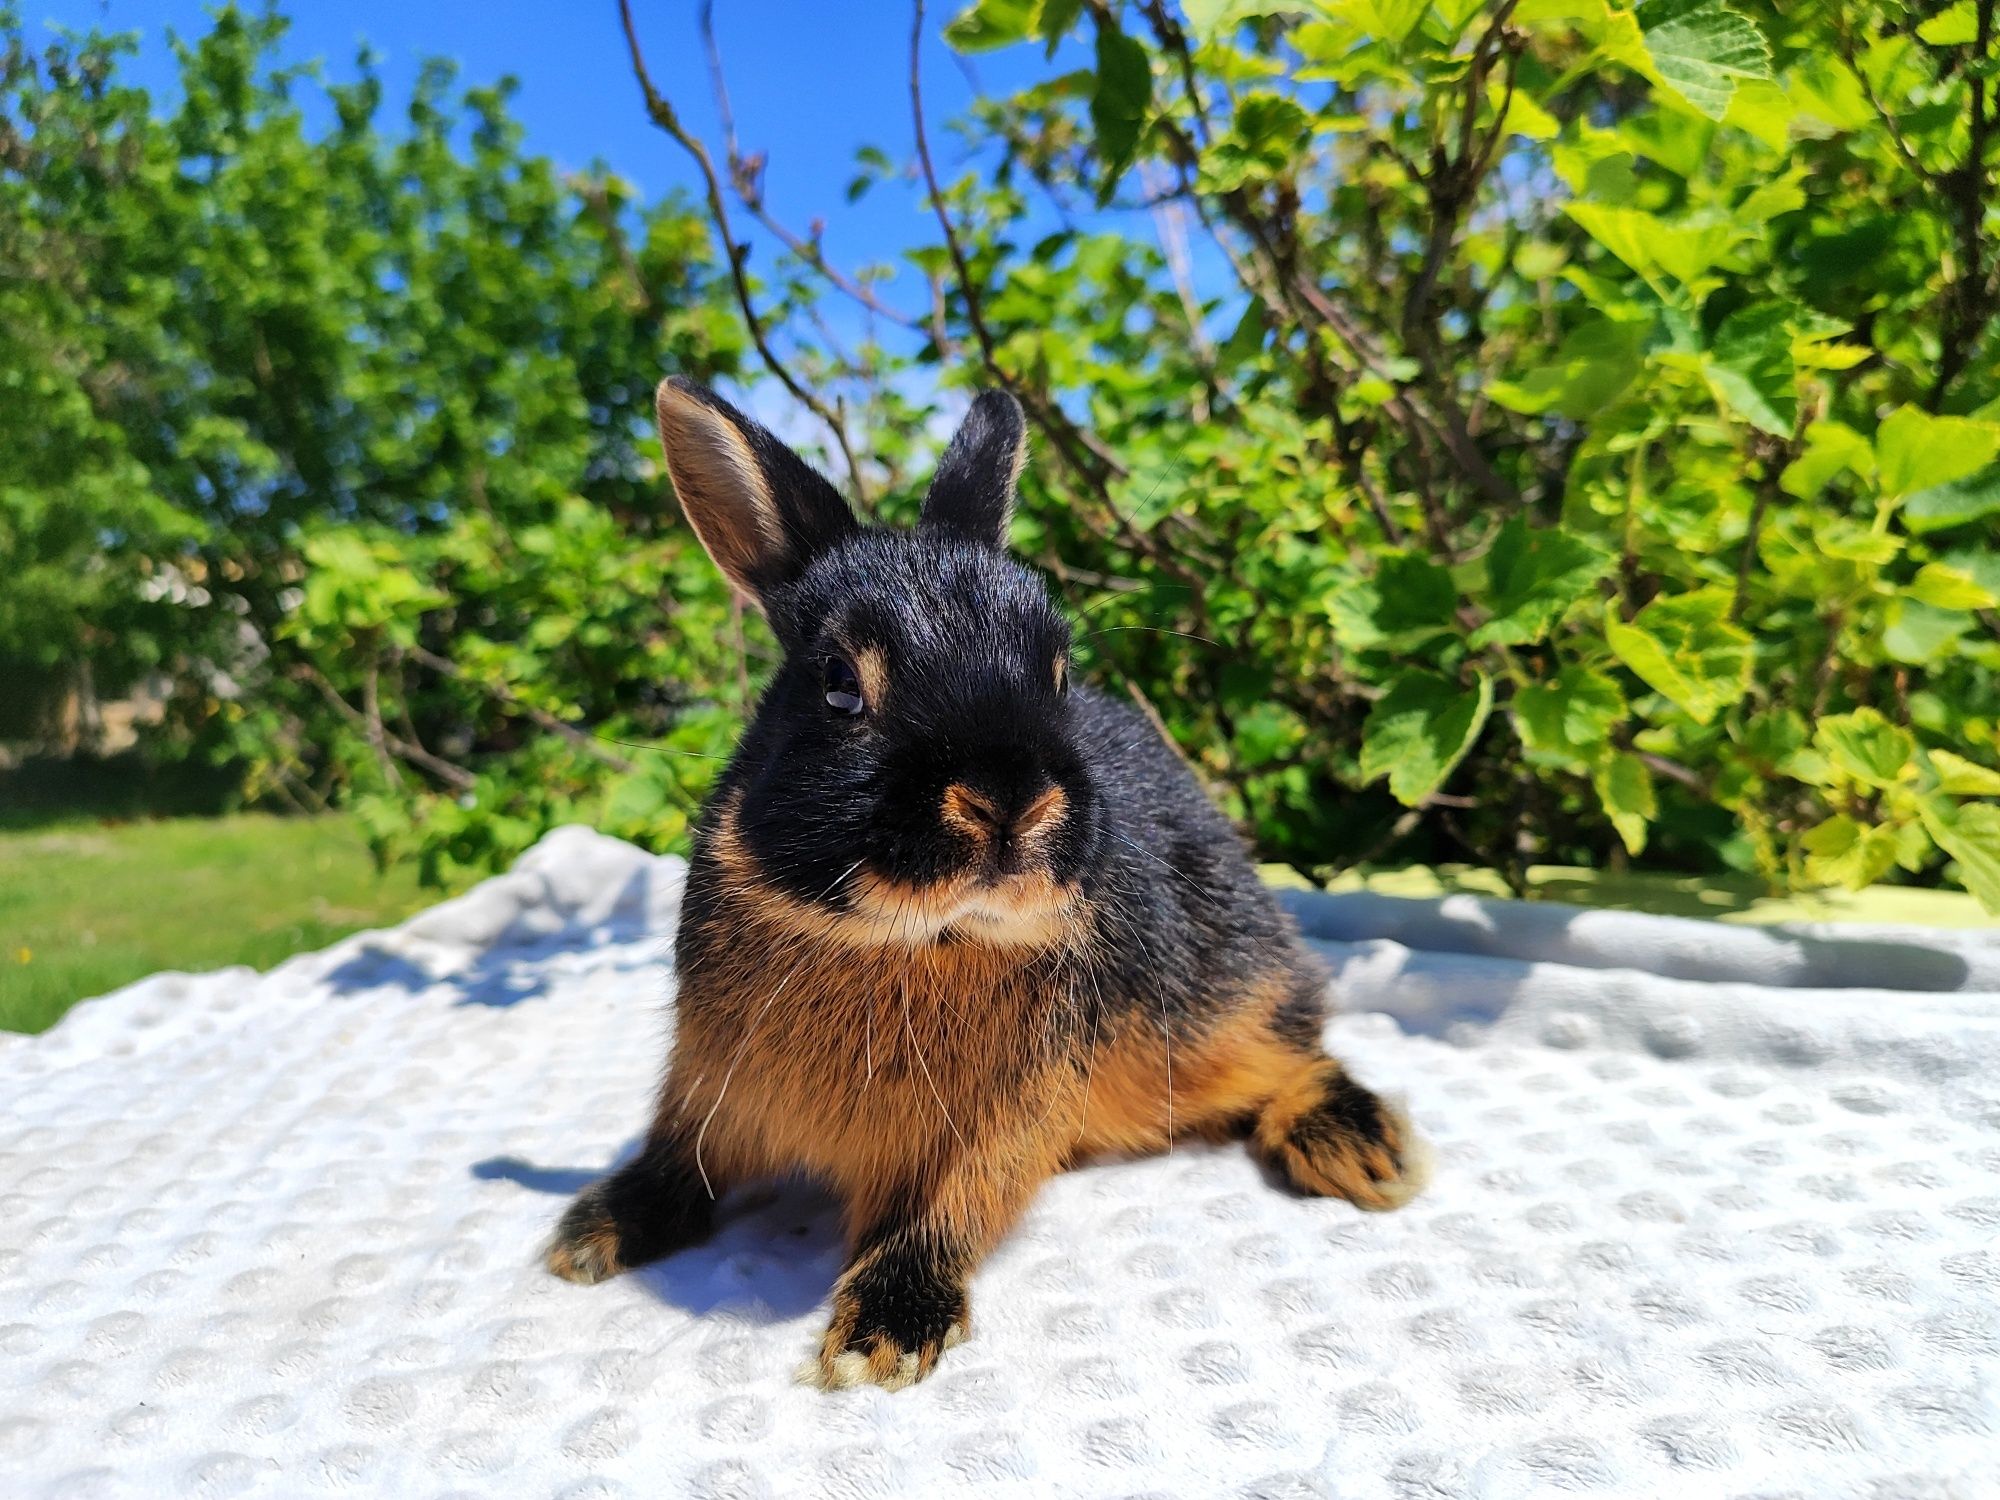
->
[321,933,663,1010]
[319,862,669,1009]
[472,1151,843,1321]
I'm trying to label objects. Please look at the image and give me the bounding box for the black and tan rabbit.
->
[547,378,1428,1389]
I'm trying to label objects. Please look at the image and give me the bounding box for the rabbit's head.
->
[655,378,1100,947]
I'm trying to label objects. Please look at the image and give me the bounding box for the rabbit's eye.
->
[823,656,865,715]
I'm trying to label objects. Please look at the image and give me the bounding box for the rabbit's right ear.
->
[654,377,857,603]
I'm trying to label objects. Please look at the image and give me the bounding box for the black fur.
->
[839,1214,968,1356]
[557,1124,714,1271]
[919,388,1024,548]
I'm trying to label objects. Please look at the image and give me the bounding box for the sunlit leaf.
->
[1595,751,1657,854]
[1470,519,1613,647]
[1876,405,2000,499]
[1637,0,1773,120]
[1360,672,1494,806]
[1604,591,1753,725]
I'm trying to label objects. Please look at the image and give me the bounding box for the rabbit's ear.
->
[919,390,1026,549]
[654,377,857,602]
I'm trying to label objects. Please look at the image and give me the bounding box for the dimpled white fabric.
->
[3,826,1997,1500]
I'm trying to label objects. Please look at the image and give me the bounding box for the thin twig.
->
[401,645,637,774]
[293,665,476,791]
[908,0,1131,491]
[617,0,869,496]
[698,0,920,330]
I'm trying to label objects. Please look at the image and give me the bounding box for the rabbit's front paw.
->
[803,1240,970,1392]
[545,1155,715,1285]
[545,1184,628,1284]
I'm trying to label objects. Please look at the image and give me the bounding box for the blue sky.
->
[31,1,1083,323]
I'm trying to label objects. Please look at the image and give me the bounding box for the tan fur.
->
[940,783,1002,840]
[545,1210,622,1284]
[1015,784,1066,838]
[672,815,1076,1211]
[851,643,890,710]
[654,382,784,600]
[1071,976,1301,1158]
[684,807,1385,1210]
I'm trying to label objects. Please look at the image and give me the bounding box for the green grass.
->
[0,813,455,1035]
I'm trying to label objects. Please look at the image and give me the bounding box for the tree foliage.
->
[6,1,2000,910]
[823,0,2000,909]
[1,6,744,875]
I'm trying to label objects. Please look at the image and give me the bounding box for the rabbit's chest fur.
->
[671,907,1081,1192]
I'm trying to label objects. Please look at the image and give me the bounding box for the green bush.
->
[5,2,1998,909]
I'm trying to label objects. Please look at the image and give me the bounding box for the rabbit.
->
[545,377,1428,1390]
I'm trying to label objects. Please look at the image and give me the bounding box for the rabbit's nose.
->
[1012,784,1067,837]
[942,784,1005,838]
[940,782,1067,844]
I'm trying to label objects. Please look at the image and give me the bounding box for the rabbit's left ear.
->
[919,390,1026,549]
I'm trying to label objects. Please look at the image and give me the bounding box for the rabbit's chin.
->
[825,867,1080,952]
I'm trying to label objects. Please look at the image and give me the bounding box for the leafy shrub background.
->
[5,0,1999,910]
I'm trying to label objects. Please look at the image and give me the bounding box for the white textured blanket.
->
[3,828,1996,1498]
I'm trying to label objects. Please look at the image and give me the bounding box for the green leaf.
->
[1514,667,1627,764]
[1321,0,1430,43]
[1486,313,1646,419]
[1325,553,1458,651]
[1875,405,2000,499]
[1814,707,1915,789]
[1802,814,1901,890]
[1564,202,1734,287]
[1704,303,1795,437]
[948,0,1048,51]
[1883,600,1972,665]
[1469,518,1613,647]
[1920,801,2000,915]
[1603,590,1753,725]
[1090,18,1152,194]
[1360,671,1494,806]
[1903,469,2000,531]
[1780,420,1872,499]
[1594,751,1657,855]
[1037,0,1084,52]
[1219,297,1268,365]
[1918,1,1979,45]
[1180,0,1300,42]
[1908,562,1998,610]
[1724,78,1797,149]
[1198,91,1309,193]
[1637,0,1773,120]
[945,0,1040,51]
[1930,750,2000,797]
[1374,551,1460,634]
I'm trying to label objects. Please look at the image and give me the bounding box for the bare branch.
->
[571,172,656,314]
[909,0,1133,487]
[698,0,921,331]
[360,657,404,789]
[401,645,637,774]
[293,665,475,791]
[1928,0,1997,407]
[616,0,869,497]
